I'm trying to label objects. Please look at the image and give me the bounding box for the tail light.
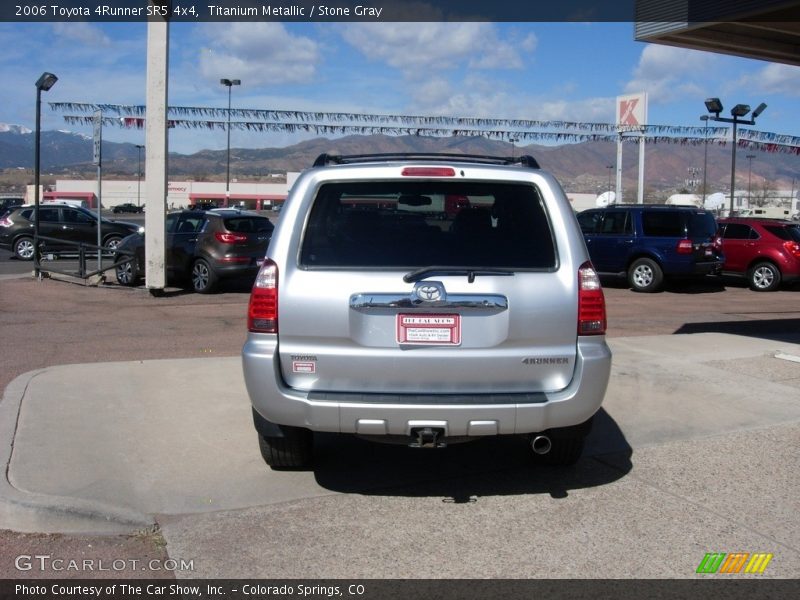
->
[676,239,694,254]
[215,231,248,243]
[578,262,606,336]
[0,217,12,227]
[713,235,723,251]
[248,260,278,333]
[784,241,800,259]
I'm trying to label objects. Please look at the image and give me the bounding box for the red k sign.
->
[619,99,640,126]
[616,92,648,129]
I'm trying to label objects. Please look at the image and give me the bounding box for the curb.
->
[0,368,153,530]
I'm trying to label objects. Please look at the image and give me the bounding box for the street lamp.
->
[34,71,58,278]
[700,115,710,205]
[220,78,241,206]
[135,144,144,208]
[703,97,766,216]
[746,153,756,205]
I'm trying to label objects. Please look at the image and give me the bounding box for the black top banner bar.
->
[2,0,798,23]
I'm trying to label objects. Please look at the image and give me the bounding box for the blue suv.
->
[577,205,724,292]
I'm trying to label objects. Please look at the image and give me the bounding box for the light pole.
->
[220,78,240,206]
[746,153,756,206]
[509,138,518,160]
[606,165,614,202]
[704,98,766,217]
[135,144,144,208]
[700,115,710,205]
[34,71,58,278]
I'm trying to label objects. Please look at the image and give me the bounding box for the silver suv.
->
[242,153,612,468]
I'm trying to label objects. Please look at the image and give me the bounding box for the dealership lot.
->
[0,275,798,579]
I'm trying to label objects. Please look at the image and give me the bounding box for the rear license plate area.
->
[397,314,461,345]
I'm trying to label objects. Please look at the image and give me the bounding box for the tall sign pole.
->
[616,92,648,204]
[93,109,103,273]
[145,2,169,293]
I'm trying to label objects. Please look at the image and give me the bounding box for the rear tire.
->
[191,258,218,294]
[258,426,313,469]
[628,257,663,293]
[115,256,141,286]
[748,261,780,292]
[13,236,35,261]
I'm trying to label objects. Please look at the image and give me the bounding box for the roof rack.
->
[312,152,540,169]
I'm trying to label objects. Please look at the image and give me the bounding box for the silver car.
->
[242,153,612,468]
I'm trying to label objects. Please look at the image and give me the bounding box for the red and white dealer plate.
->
[396,314,461,345]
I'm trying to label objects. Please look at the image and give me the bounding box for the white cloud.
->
[51,22,111,47]
[625,44,715,102]
[197,23,320,87]
[736,63,800,97]
[341,23,535,76]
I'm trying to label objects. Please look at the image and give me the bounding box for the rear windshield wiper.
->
[403,267,516,283]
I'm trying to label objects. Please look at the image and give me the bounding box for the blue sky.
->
[2,21,800,154]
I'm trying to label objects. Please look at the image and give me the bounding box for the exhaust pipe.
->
[531,435,552,455]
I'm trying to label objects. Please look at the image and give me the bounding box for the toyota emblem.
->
[413,281,445,303]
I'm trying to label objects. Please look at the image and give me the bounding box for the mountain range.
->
[1,124,797,195]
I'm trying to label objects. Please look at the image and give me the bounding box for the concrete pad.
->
[5,359,338,521]
[1,332,799,543]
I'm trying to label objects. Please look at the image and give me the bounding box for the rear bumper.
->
[212,258,261,279]
[692,260,724,275]
[242,335,612,437]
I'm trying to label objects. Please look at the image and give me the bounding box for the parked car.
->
[112,203,144,214]
[242,153,612,469]
[0,197,24,216]
[114,209,274,293]
[577,205,724,292]
[717,217,800,291]
[0,204,141,260]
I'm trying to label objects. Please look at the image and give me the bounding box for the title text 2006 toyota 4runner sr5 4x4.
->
[242,153,612,469]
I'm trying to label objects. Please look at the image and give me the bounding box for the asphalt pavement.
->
[2,320,799,578]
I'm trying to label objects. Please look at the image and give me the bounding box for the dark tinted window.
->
[166,213,179,233]
[224,217,274,233]
[175,215,204,234]
[62,208,94,224]
[600,210,632,234]
[765,224,800,242]
[39,208,59,223]
[687,212,717,239]
[300,181,556,269]
[723,224,757,240]
[641,211,685,237]
[577,211,601,233]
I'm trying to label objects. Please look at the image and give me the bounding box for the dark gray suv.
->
[114,209,273,293]
[0,204,140,260]
[242,154,612,469]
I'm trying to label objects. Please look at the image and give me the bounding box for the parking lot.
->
[0,269,798,582]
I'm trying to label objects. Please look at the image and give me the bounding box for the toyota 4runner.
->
[242,153,612,468]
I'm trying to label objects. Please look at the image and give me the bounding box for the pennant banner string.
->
[50,101,754,138]
[59,115,800,155]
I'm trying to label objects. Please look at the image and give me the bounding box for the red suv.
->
[717,218,800,291]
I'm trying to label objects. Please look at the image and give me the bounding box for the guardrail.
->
[35,235,134,281]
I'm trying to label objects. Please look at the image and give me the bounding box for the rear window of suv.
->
[223,216,274,233]
[300,181,556,269]
[765,224,800,242]
[640,210,716,239]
